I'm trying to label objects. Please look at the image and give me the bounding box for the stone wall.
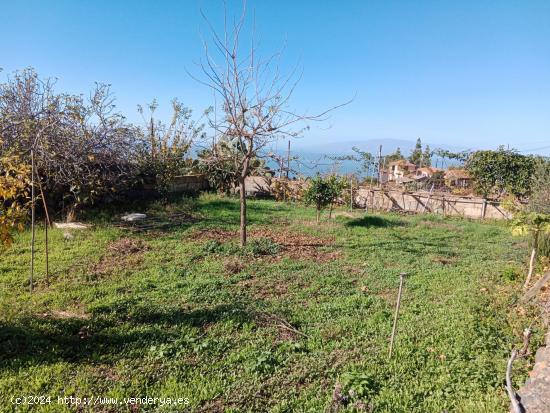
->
[354,187,511,220]
[168,175,209,193]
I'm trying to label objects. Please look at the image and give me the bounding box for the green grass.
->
[0,194,543,412]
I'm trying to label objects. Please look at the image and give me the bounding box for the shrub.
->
[246,237,280,256]
[528,157,550,214]
[0,143,31,246]
[304,175,346,223]
[136,99,204,196]
[465,147,535,198]
[271,178,306,202]
[500,265,520,282]
[0,69,140,218]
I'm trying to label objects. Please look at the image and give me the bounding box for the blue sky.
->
[1,0,549,155]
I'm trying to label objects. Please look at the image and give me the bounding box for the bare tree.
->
[193,3,349,246]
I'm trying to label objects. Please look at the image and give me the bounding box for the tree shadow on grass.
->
[0,301,254,369]
[369,232,457,257]
[345,215,407,228]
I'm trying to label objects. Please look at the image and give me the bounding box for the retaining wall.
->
[354,187,511,220]
[168,175,209,193]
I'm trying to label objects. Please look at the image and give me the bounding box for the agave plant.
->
[511,212,550,289]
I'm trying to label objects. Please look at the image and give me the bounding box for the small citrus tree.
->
[304,175,343,224]
[511,212,550,289]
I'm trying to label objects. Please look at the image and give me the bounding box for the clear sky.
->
[1,0,549,155]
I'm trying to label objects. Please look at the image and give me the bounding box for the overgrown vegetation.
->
[0,195,537,412]
[136,99,205,196]
[465,147,536,198]
[0,141,30,246]
[0,69,141,219]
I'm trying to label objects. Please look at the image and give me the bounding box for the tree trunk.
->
[316,208,320,224]
[329,203,333,219]
[239,177,247,247]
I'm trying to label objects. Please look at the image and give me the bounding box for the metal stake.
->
[45,217,49,284]
[389,272,407,359]
[30,148,35,293]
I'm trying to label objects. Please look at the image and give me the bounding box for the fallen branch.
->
[256,312,309,338]
[506,328,531,413]
[505,349,523,413]
[270,314,309,338]
[520,269,550,304]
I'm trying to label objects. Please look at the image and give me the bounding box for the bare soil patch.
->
[237,276,290,300]
[250,228,339,262]
[223,257,246,274]
[92,237,150,276]
[192,228,236,242]
[194,226,340,262]
[432,256,457,266]
[38,309,90,320]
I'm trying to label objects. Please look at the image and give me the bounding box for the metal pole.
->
[30,148,36,293]
[286,140,291,179]
[37,176,51,227]
[44,217,49,285]
[378,145,382,188]
[389,272,406,359]
[350,178,353,211]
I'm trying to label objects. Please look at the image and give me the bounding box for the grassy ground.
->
[0,194,543,412]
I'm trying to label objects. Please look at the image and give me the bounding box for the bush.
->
[534,232,550,259]
[246,237,280,256]
[529,157,550,214]
[0,143,31,246]
[0,69,140,218]
[303,175,346,223]
[136,99,204,196]
[271,178,307,202]
[465,147,535,198]
[500,265,520,282]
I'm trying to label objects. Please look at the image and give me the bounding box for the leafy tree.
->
[433,148,471,164]
[304,175,343,224]
[528,158,550,259]
[465,147,535,198]
[386,147,405,163]
[511,212,550,289]
[528,157,550,214]
[409,138,423,166]
[327,175,347,218]
[422,145,432,167]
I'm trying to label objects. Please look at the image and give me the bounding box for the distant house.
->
[444,169,471,188]
[415,167,440,178]
[388,160,417,183]
[379,169,390,184]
